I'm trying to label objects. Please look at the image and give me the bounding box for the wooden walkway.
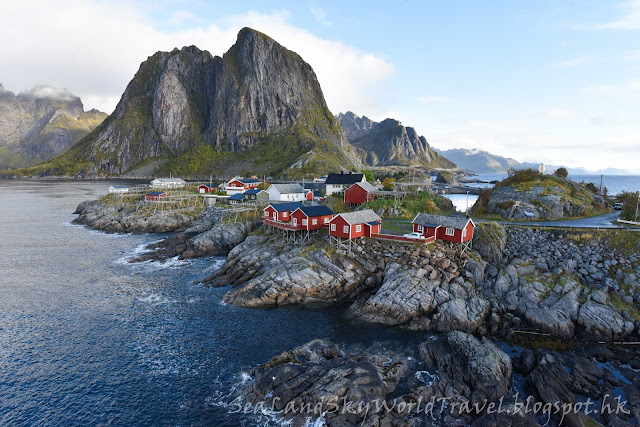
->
[374,233,436,244]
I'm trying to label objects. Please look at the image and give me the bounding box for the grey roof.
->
[270,183,305,194]
[333,209,381,225]
[412,213,472,230]
[352,181,378,192]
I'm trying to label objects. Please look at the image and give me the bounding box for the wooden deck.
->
[373,233,436,244]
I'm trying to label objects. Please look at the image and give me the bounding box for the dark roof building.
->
[411,213,471,230]
[296,205,334,217]
[325,173,365,185]
[269,201,304,212]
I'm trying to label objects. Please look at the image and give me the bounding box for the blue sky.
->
[2,0,639,172]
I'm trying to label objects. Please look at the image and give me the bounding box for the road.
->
[484,212,639,229]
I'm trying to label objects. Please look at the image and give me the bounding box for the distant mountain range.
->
[337,111,455,169]
[434,147,635,176]
[0,84,106,169]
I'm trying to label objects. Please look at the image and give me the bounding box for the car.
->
[614,203,624,210]
[403,232,426,240]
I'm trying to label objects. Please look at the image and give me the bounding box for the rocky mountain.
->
[28,28,359,178]
[336,111,455,169]
[0,84,107,169]
[434,147,518,174]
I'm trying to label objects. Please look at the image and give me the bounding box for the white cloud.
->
[18,85,77,101]
[310,7,331,26]
[552,56,593,68]
[582,0,640,30]
[0,2,394,117]
[419,96,451,103]
[629,79,640,91]
[544,108,572,118]
[581,84,618,95]
[168,10,201,27]
[589,115,621,126]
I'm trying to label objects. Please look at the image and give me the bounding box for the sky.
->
[2,0,639,173]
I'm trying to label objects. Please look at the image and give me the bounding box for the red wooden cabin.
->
[328,210,382,239]
[291,206,334,230]
[344,181,379,205]
[411,213,475,243]
[263,202,304,222]
[198,184,214,194]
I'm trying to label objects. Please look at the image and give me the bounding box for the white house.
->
[108,185,129,194]
[266,183,307,201]
[150,178,186,189]
[224,177,261,195]
[324,172,366,196]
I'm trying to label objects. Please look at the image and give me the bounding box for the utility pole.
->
[635,191,639,223]
[466,191,469,215]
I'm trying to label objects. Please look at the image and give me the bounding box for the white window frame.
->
[355,224,362,232]
[324,217,330,223]
[311,219,317,225]
[463,228,467,237]
[445,228,455,236]
[293,218,297,226]
[417,225,423,232]
[302,219,308,226]
[331,224,336,231]
[283,212,288,217]
[343,225,349,233]
[273,212,277,220]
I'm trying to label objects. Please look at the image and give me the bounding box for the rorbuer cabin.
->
[198,184,214,194]
[343,181,378,205]
[328,209,382,239]
[290,206,334,230]
[145,191,167,201]
[225,177,261,195]
[263,202,304,222]
[411,213,475,243]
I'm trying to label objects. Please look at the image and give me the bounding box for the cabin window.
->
[343,225,349,233]
[445,228,455,236]
[283,212,288,217]
[273,212,277,220]
[302,219,308,226]
[355,225,362,232]
[324,217,330,223]
[463,228,467,237]
[331,224,336,231]
[312,219,317,225]
[293,218,297,226]
[417,225,423,232]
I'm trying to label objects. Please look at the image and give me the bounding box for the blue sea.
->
[0,180,428,426]
[470,173,640,196]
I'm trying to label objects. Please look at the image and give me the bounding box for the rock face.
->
[49,28,359,177]
[336,111,456,168]
[0,84,106,169]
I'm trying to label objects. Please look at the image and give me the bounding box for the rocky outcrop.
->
[0,84,106,169]
[242,339,411,426]
[472,222,507,267]
[210,235,373,307]
[419,331,512,411]
[45,28,359,178]
[181,220,259,258]
[336,111,456,168]
[73,198,204,233]
[475,173,606,220]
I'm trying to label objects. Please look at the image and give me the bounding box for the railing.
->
[262,218,299,230]
[374,233,436,244]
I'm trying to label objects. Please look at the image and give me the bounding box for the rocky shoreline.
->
[72,199,639,425]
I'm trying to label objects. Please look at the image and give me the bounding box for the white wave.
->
[136,293,177,305]
[414,370,438,386]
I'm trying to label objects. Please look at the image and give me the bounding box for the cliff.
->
[434,147,519,174]
[0,84,106,169]
[23,28,359,178]
[337,111,455,169]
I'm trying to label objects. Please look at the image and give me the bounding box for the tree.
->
[618,191,639,222]
[362,169,375,183]
[382,177,395,191]
[554,167,568,178]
